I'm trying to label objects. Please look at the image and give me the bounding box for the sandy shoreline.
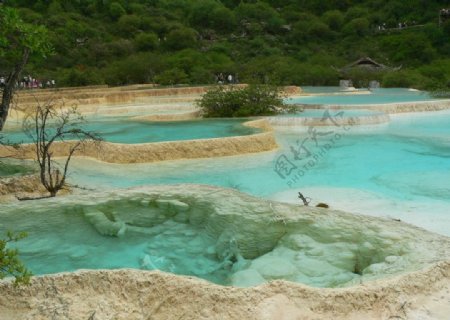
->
[1,262,449,320]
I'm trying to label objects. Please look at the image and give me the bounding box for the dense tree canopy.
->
[1,0,449,90]
[0,5,52,130]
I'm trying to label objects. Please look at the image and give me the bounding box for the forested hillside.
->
[3,0,450,89]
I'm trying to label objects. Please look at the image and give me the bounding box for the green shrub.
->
[342,18,370,37]
[59,68,104,87]
[322,10,344,30]
[154,68,189,85]
[0,231,32,286]
[165,28,198,50]
[117,14,141,36]
[102,53,165,85]
[382,69,432,89]
[197,85,288,117]
[109,2,126,20]
[418,60,450,89]
[134,32,159,51]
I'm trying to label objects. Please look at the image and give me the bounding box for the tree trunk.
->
[0,47,30,131]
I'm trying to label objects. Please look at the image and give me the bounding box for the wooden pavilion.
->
[338,57,401,74]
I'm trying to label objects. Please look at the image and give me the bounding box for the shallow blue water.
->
[0,160,34,177]
[2,94,450,285]
[2,118,258,144]
[0,208,227,283]
[300,86,361,94]
[64,110,450,236]
[287,88,436,105]
[277,109,383,118]
[63,111,450,198]
[4,110,448,284]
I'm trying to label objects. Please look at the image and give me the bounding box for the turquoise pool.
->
[1,206,231,284]
[287,88,435,105]
[277,109,383,118]
[3,109,449,287]
[2,94,450,287]
[65,110,450,236]
[2,118,258,144]
[2,187,438,288]
[0,159,34,177]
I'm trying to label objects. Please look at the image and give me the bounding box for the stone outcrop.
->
[268,113,390,126]
[374,100,450,113]
[0,174,73,200]
[12,84,302,117]
[296,100,450,114]
[131,110,202,122]
[275,100,450,128]
[14,85,206,111]
[0,174,44,197]
[281,86,302,96]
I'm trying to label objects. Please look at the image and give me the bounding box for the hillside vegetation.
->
[3,0,450,89]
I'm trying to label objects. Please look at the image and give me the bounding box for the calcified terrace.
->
[0,185,449,319]
[1,85,449,320]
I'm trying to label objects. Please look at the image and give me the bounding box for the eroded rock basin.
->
[1,184,449,289]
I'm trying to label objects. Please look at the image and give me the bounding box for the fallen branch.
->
[297,192,311,206]
[16,194,52,201]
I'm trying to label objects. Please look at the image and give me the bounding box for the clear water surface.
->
[2,118,258,144]
[287,88,437,105]
[2,91,450,286]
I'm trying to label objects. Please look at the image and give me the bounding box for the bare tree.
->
[22,101,101,197]
[0,133,20,165]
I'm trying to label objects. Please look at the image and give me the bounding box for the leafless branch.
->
[21,100,102,197]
